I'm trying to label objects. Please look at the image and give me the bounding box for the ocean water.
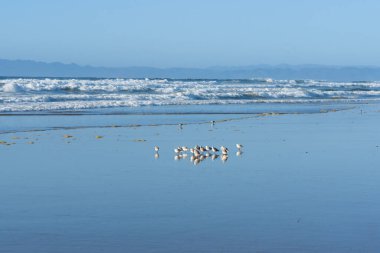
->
[1,77,380,113]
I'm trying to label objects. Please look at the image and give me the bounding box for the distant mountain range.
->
[1,58,380,81]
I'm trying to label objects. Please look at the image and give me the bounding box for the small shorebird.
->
[221,146,229,154]
[181,146,188,152]
[236,144,243,150]
[174,147,182,153]
[193,149,201,157]
[199,146,206,152]
[179,123,183,129]
[205,145,211,151]
[154,146,159,152]
[211,120,215,125]
[211,146,219,153]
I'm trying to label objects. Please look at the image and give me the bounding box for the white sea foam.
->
[1,78,380,112]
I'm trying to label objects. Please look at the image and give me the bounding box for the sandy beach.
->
[1,103,379,252]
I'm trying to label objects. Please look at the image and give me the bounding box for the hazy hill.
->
[1,59,380,81]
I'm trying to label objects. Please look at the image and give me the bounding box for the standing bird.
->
[193,149,201,157]
[211,146,219,153]
[211,120,215,126]
[174,147,182,154]
[236,144,243,150]
[154,146,160,152]
[221,146,229,155]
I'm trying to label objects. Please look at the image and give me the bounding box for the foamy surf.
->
[1,77,380,112]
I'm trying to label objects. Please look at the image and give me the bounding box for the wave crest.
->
[1,78,380,112]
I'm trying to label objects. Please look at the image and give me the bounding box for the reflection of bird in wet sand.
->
[221,154,228,163]
[211,154,219,160]
[154,153,160,159]
[236,151,243,156]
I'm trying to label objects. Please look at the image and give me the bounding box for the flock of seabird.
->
[154,144,243,165]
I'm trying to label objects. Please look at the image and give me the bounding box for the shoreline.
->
[0,103,355,135]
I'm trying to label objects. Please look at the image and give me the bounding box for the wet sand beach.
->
[0,104,380,252]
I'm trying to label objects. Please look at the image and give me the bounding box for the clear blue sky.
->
[1,0,380,67]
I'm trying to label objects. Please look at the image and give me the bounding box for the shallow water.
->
[0,104,379,252]
[0,103,351,134]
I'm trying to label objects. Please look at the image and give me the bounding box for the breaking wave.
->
[1,77,380,112]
